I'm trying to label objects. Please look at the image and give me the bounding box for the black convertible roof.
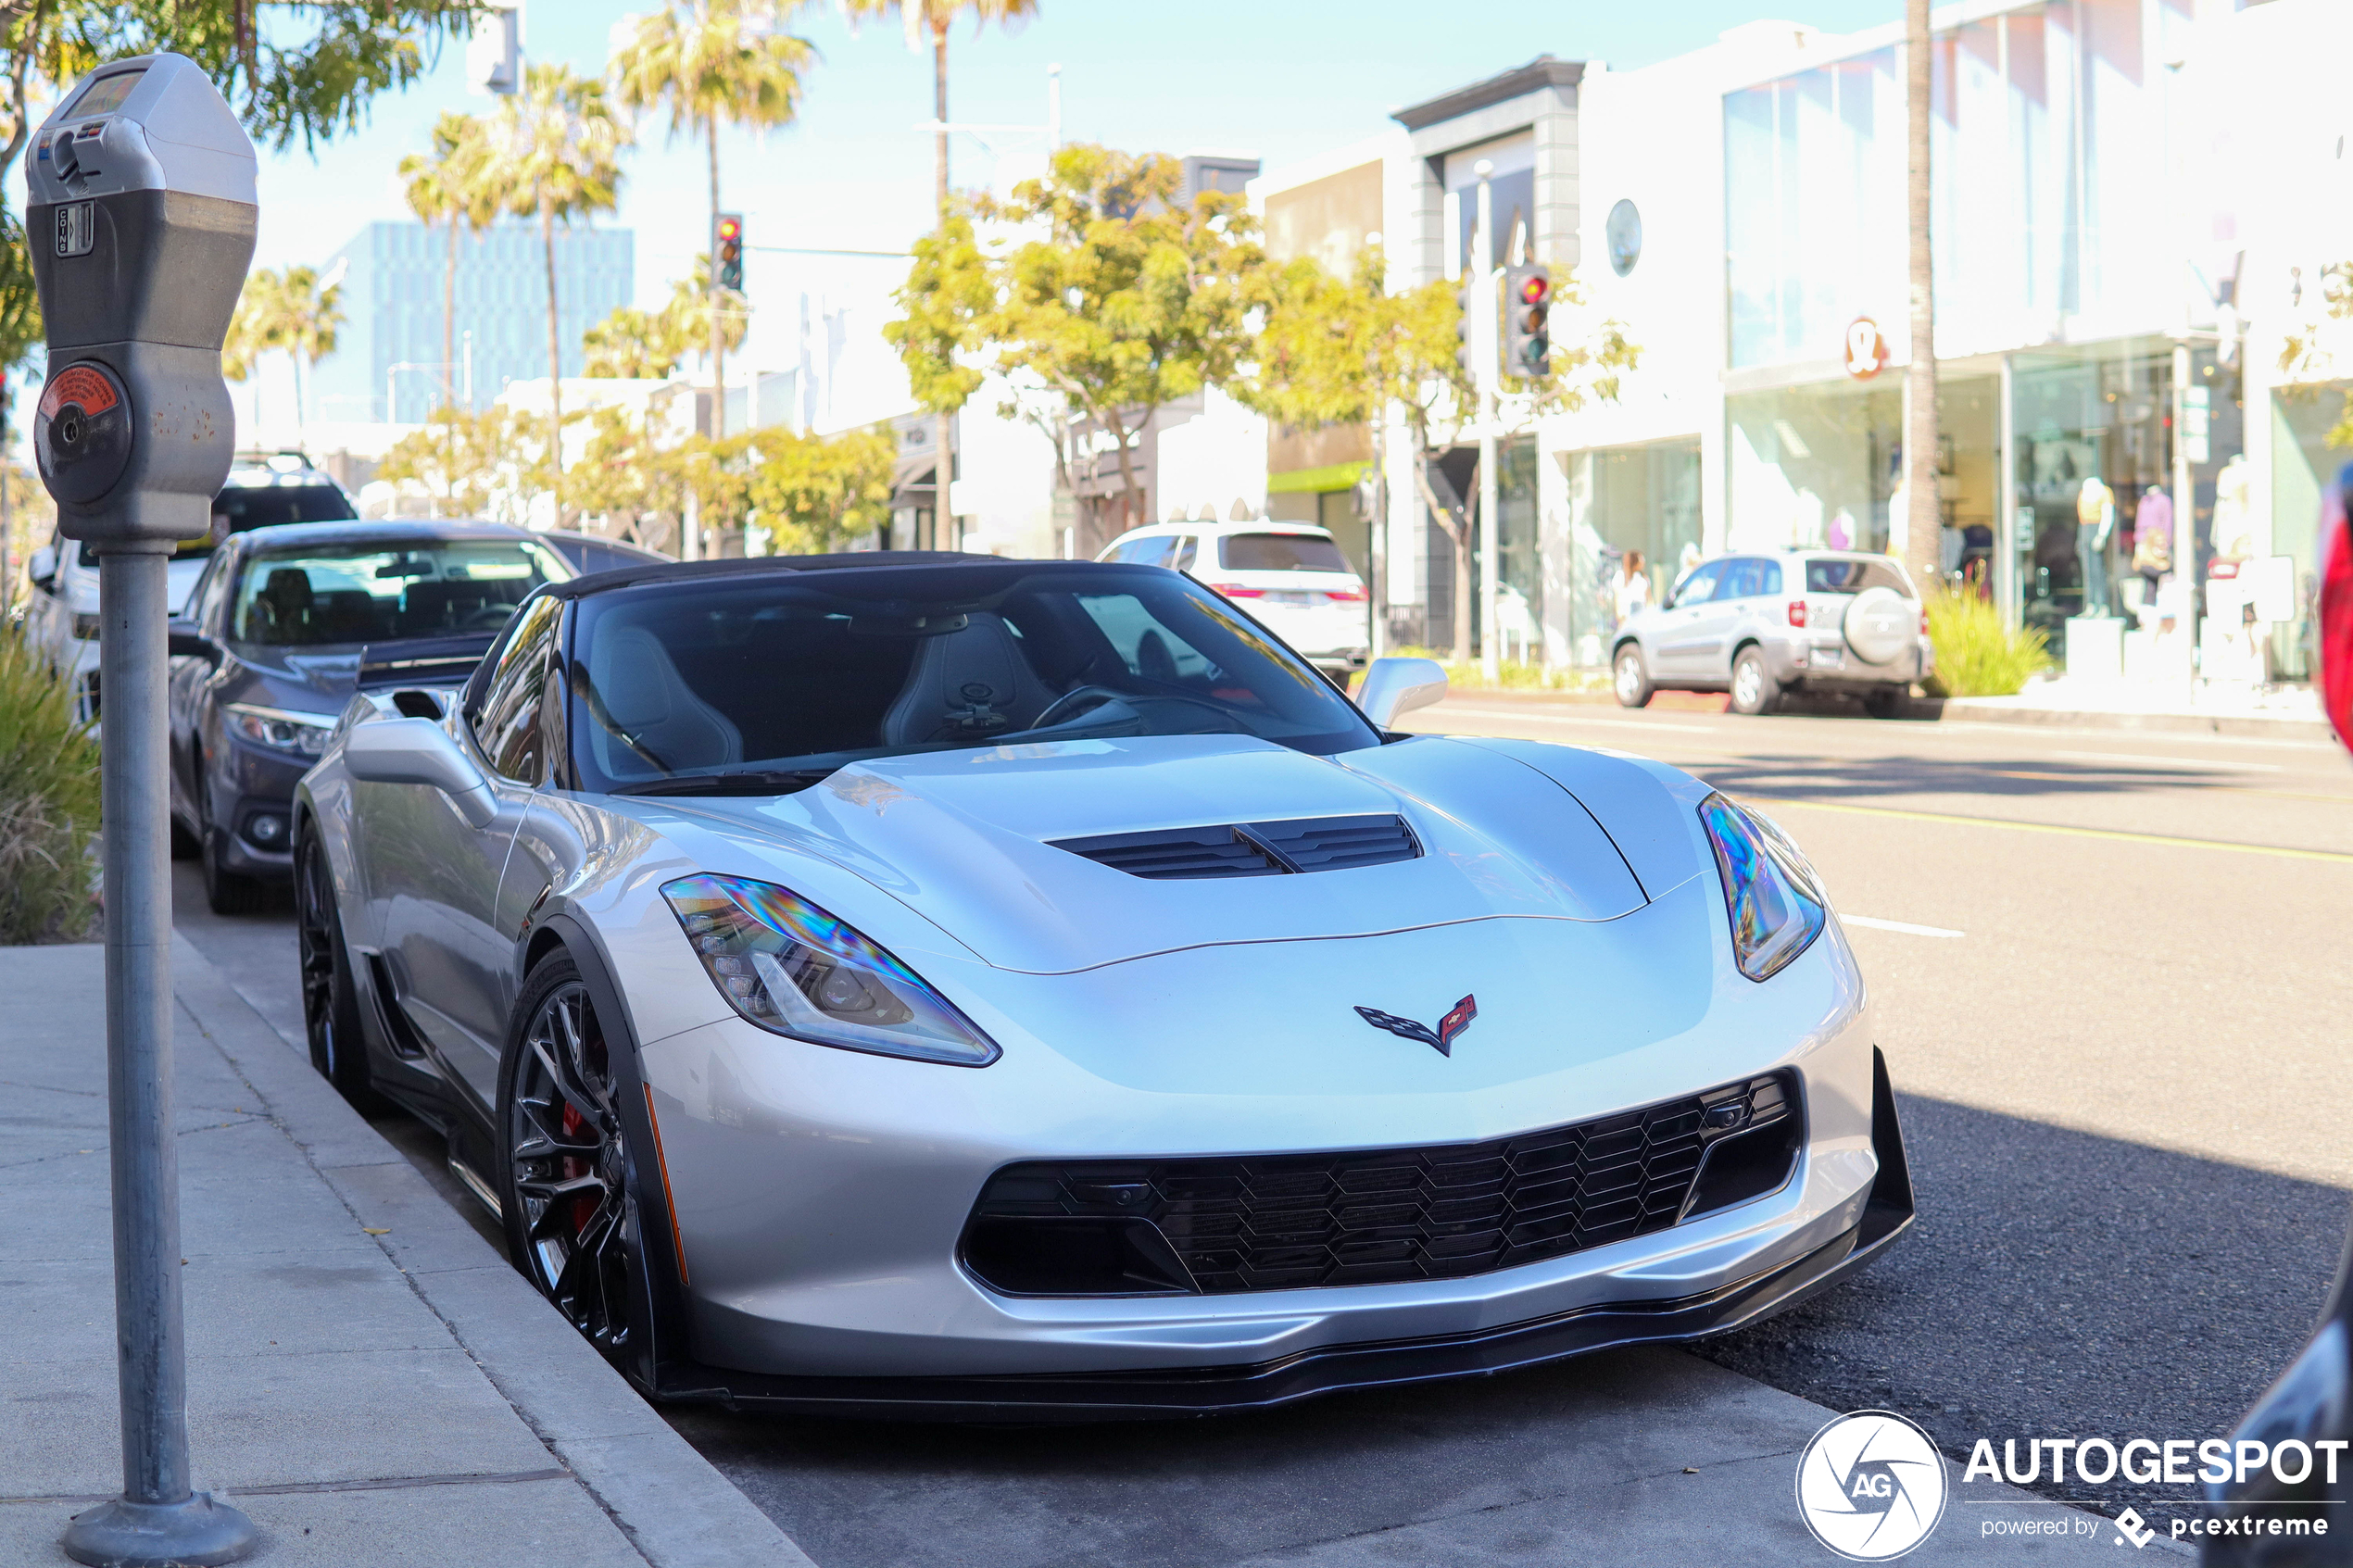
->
[545,550,1131,600]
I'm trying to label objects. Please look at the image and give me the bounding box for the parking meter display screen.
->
[66,69,143,118]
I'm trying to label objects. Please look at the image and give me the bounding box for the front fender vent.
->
[1051,813,1420,880]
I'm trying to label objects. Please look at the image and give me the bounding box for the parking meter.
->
[24,52,259,1568]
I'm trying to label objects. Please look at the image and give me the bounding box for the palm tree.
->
[224,266,345,449]
[398,112,498,416]
[611,0,812,473]
[491,64,629,479]
[1903,0,1939,591]
[849,0,1039,548]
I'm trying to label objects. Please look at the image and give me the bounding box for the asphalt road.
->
[166,700,2353,1553]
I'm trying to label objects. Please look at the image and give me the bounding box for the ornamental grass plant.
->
[1923,586,2052,698]
[0,630,100,944]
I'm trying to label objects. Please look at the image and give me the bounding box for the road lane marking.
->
[1842,915,1965,938]
[1750,796,2353,863]
[2051,749,2284,773]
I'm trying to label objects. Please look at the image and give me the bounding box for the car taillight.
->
[1920,609,1930,633]
[1786,601,1806,628]
[1327,584,1368,602]
[1213,583,1265,598]
[2322,464,2353,749]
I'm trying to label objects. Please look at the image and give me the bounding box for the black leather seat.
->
[587,625,743,777]
[880,612,1055,746]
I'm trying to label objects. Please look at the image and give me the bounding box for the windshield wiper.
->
[609,767,840,797]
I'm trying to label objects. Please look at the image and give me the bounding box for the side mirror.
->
[1356,656,1448,730]
[28,545,56,590]
[167,621,222,665]
[343,717,497,828]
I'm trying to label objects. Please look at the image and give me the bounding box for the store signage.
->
[1843,317,1890,381]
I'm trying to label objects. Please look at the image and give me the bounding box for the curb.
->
[1921,696,2330,742]
[169,934,814,1568]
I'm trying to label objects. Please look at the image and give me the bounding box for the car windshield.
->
[233,540,570,646]
[1806,558,1912,596]
[566,562,1379,792]
[1220,533,1351,573]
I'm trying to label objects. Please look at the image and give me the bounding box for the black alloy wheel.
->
[498,955,641,1359]
[296,831,382,1111]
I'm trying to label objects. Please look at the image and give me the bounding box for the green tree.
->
[1240,246,1634,662]
[846,0,1038,547]
[378,401,549,523]
[581,256,748,381]
[887,143,1265,537]
[398,110,498,411]
[220,263,345,447]
[488,63,628,481]
[749,423,898,553]
[610,0,812,449]
[563,396,689,548]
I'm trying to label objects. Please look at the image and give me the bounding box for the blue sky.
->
[246,0,1903,311]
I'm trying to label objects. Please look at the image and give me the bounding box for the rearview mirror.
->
[1356,657,1448,730]
[167,621,222,665]
[343,718,497,828]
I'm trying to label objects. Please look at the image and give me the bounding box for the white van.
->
[1097,520,1370,677]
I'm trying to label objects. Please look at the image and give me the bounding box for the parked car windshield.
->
[232,540,571,646]
[1220,533,1352,573]
[566,561,1379,794]
[1806,558,1913,596]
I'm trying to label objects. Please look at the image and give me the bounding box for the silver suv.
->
[1611,551,1933,717]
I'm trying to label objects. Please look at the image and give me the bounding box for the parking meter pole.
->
[59,543,260,1566]
[1474,162,1500,685]
[25,53,260,1568]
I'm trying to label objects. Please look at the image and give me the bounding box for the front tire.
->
[1730,647,1780,716]
[498,952,648,1363]
[1613,645,1655,709]
[296,829,383,1113]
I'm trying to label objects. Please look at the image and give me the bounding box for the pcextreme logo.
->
[1794,1411,1951,1561]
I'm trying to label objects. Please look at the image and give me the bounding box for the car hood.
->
[653,734,1662,974]
[218,644,366,715]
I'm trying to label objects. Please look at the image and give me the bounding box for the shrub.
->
[1923,588,2051,697]
[0,631,100,943]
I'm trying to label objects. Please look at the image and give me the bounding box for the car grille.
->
[963,1072,1798,1296]
[1051,813,1420,880]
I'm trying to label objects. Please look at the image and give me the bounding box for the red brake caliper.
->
[560,1101,595,1236]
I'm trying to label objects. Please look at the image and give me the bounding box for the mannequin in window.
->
[2076,475,2115,617]
[2133,483,2173,603]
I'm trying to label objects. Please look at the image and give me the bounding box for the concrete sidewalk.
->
[0,937,807,1567]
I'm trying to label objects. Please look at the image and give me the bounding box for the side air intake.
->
[1051,814,1420,880]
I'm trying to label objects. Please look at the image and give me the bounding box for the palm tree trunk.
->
[542,194,563,481]
[1904,0,1939,592]
[708,115,724,448]
[931,20,952,552]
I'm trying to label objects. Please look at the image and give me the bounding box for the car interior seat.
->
[248,568,314,641]
[880,612,1056,746]
[587,623,744,777]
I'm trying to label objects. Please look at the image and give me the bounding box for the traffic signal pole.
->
[1474,160,1501,685]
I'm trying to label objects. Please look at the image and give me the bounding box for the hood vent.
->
[1051,813,1421,880]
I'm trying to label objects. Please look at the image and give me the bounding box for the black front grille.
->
[1051,813,1420,880]
[964,1073,1799,1297]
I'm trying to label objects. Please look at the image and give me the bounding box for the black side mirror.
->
[166,621,222,665]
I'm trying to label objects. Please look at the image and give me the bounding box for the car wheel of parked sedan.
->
[1613,645,1655,709]
[200,824,265,916]
[1730,646,1780,716]
[170,817,201,860]
[1864,685,1906,720]
[498,953,648,1361]
[296,830,383,1113]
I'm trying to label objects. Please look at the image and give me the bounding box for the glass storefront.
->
[1564,438,1702,665]
[2265,383,2344,679]
[1726,382,1901,555]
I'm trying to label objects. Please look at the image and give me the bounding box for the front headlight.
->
[1698,793,1828,982]
[661,872,1001,1067]
[224,702,333,758]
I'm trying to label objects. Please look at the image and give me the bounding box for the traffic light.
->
[1504,264,1551,381]
[714,213,744,292]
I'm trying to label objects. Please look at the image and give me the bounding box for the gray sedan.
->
[1612,551,1934,717]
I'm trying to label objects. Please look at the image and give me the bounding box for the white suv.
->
[1097,521,1369,677]
[22,454,357,721]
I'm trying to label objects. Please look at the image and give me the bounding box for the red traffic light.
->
[717,217,741,244]
[1518,273,1549,306]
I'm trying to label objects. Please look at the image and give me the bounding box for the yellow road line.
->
[1747,795,2353,863]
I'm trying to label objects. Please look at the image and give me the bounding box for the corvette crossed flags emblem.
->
[1354,995,1478,1057]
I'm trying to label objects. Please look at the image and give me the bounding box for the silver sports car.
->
[294,552,1912,1418]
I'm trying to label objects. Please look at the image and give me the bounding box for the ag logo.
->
[1794,1410,1949,1561]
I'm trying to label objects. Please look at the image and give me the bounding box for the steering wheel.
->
[1030,684,1132,730]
